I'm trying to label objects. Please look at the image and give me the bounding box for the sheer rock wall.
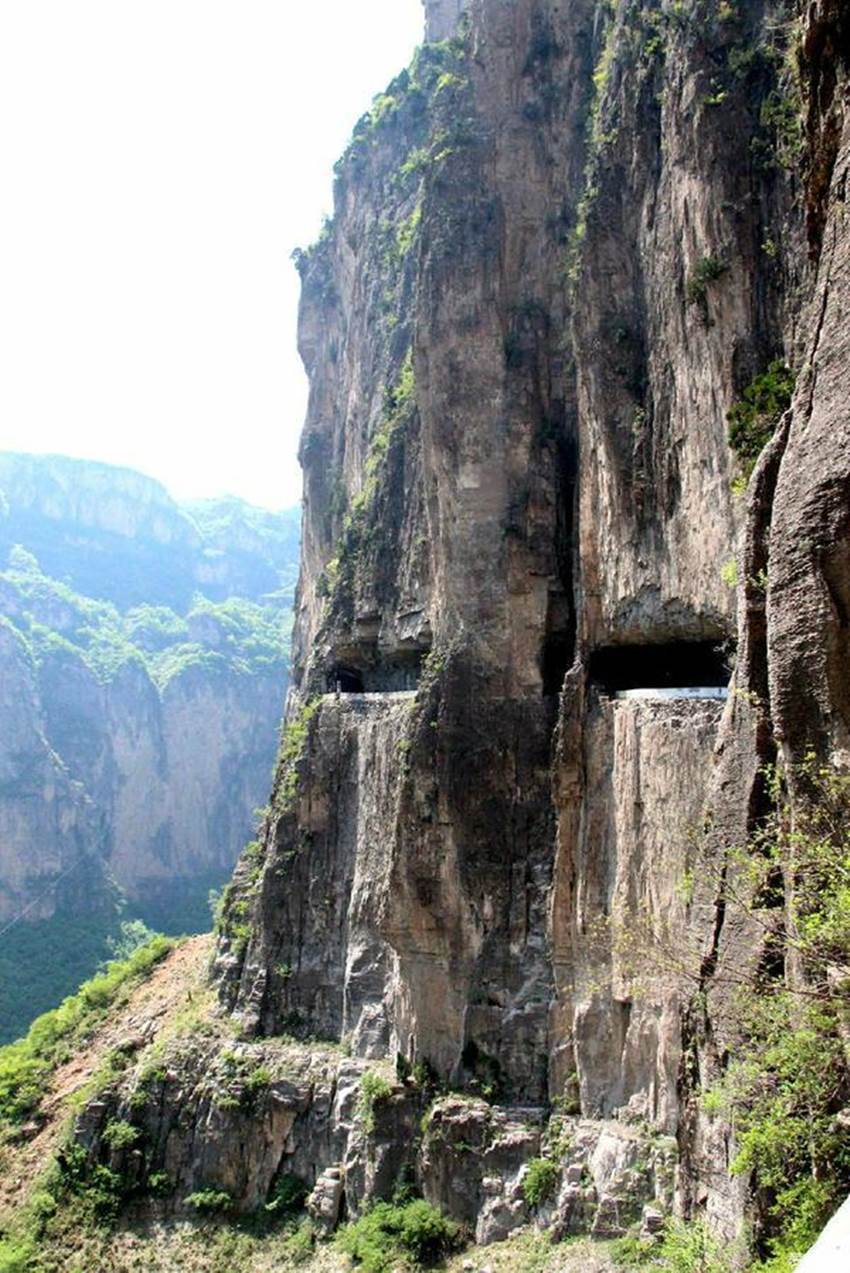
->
[0,638,284,930]
[81,0,850,1252]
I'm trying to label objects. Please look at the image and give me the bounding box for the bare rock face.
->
[0,621,105,923]
[551,695,725,1129]
[422,0,466,43]
[767,4,850,768]
[0,638,284,930]
[76,0,850,1257]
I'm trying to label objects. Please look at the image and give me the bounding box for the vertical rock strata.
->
[0,621,103,920]
[82,0,850,1252]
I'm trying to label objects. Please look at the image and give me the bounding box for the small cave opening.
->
[589,640,731,696]
[327,665,365,694]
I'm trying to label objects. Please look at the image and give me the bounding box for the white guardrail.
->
[614,688,729,700]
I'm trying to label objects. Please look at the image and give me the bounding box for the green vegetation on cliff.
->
[336,1200,462,1272]
[704,761,850,1269]
[0,935,173,1126]
[727,360,795,478]
[1,553,292,690]
[0,909,160,1056]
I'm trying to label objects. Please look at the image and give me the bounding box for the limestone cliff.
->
[50,0,850,1263]
[223,0,795,1127]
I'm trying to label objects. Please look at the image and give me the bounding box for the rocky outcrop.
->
[69,0,850,1260]
[76,1030,674,1249]
[422,0,466,43]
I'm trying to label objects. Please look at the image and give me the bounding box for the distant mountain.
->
[0,452,301,611]
[0,453,300,1043]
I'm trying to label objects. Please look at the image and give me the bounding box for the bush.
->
[101,1120,139,1150]
[56,1141,126,1223]
[656,1219,733,1272]
[336,1199,462,1272]
[357,1070,394,1134]
[611,1232,659,1267]
[686,255,727,306]
[185,1188,234,1214]
[147,1171,174,1198]
[0,1237,37,1273]
[727,360,795,476]
[242,1063,271,1103]
[612,1219,736,1272]
[265,1172,308,1216]
[522,1157,560,1207]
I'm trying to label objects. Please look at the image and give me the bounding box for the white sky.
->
[0,1,424,512]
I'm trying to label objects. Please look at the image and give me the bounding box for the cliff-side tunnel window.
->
[589,641,730,696]
[328,665,365,694]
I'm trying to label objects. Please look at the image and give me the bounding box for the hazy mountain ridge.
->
[0,452,301,612]
[0,453,300,1043]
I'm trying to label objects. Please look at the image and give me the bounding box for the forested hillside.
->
[0,453,299,1043]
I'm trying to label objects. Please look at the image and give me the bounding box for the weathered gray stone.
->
[307,1166,345,1233]
[71,0,850,1262]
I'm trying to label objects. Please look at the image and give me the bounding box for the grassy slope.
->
[0,937,209,1218]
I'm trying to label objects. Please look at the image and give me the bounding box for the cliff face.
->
[66,0,850,1258]
[26,645,284,928]
[0,621,102,924]
[226,0,796,1108]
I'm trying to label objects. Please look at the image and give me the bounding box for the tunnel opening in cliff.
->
[589,641,731,695]
[327,665,366,694]
[326,647,427,694]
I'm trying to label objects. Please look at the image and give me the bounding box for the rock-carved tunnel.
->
[326,648,427,695]
[589,641,731,697]
[326,665,366,694]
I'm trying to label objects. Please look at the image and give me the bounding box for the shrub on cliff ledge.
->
[685,254,727,313]
[274,698,320,813]
[727,359,795,477]
[522,1156,559,1207]
[357,1070,393,1134]
[336,1199,462,1272]
[186,1188,234,1214]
